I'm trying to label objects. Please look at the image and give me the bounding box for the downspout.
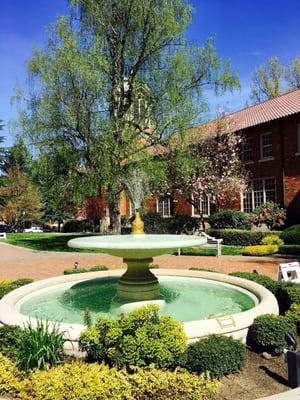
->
[279,119,285,208]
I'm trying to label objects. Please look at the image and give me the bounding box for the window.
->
[242,138,253,162]
[260,133,273,159]
[192,194,210,217]
[297,124,300,153]
[242,178,276,213]
[157,195,172,217]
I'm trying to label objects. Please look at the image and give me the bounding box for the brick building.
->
[149,88,300,223]
[82,88,300,224]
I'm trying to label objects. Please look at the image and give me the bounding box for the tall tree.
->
[285,56,300,90]
[16,0,239,232]
[0,120,8,206]
[250,57,285,103]
[0,169,42,229]
[2,137,31,174]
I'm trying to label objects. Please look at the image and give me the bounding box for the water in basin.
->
[18,276,257,324]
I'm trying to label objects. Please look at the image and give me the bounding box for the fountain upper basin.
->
[68,234,207,258]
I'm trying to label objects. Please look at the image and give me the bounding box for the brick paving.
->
[0,242,292,281]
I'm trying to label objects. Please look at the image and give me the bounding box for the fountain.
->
[0,213,279,346]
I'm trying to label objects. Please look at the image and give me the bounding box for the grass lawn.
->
[179,246,244,256]
[5,233,104,253]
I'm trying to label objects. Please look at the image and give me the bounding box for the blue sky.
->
[1,0,300,146]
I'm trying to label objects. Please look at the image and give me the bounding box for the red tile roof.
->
[225,88,300,131]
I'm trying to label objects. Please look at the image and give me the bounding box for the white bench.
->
[178,231,223,257]
[0,232,6,240]
[277,262,300,283]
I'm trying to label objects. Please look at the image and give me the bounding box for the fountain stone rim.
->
[0,269,279,345]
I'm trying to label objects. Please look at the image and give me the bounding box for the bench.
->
[277,262,300,283]
[178,231,223,257]
[0,232,6,240]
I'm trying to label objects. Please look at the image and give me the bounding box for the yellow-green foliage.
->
[80,304,187,369]
[0,353,23,396]
[242,244,278,256]
[0,356,219,400]
[128,367,220,400]
[261,235,284,246]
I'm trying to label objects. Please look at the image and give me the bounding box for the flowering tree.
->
[167,117,248,226]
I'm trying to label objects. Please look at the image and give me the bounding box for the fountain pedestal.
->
[117,257,160,301]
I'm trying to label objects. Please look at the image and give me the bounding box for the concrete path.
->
[0,242,291,280]
[257,387,300,399]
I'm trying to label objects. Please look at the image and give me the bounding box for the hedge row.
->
[208,229,281,246]
[279,245,300,255]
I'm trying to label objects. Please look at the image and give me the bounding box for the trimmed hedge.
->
[229,272,278,295]
[62,219,94,233]
[166,215,199,234]
[184,334,246,378]
[281,224,300,245]
[242,244,278,256]
[63,265,108,275]
[286,304,300,333]
[142,212,167,234]
[0,278,33,300]
[279,245,300,255]
[208,210,251,230]
[208,229,281,246]
[276,282,300,312]
[248,314,296,354]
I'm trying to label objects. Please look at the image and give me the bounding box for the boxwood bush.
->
[208,229,281,246]
[184,334,246,378]
[276,282,300,312]
[79,304,187,369]
[142,212,167,234]
[208,210,251,230]
[248,314,296,354]
[286,304,300,333]
[229,272,278,295]
[166,215,199,234]
[62,219,94,233]
[279,245,300,255]
[281,224,300,245]
[0,278,33,300]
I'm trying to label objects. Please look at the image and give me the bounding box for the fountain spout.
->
[132,212,144,235]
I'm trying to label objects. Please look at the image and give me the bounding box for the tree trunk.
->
[109,199,121,234]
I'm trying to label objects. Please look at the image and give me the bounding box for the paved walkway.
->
[0,242,292,280]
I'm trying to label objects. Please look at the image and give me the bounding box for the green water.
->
[18,276,257,324]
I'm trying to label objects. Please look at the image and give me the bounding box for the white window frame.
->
[242,177,276,213]
[192,194,210,217]
[242,137,253,163]
[156,195,172,217]
[260,132,273,160]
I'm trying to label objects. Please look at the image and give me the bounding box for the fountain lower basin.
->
[0,269,279,344]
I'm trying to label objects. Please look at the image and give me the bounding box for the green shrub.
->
[281,225,300,245]
[248,314,296,354]
[166,215,199,234]
[208,229,281,246]
[142,212,167,234]
[279,245,300,255]
[0,356,219,400]
[62,219,94,233]
[276,282,300,312]
[285,304,300,333]
[184,335,246,378]
[63,268,88,275]
[79,304,187,369]
[209,210,251,230]
[15,320,65,371]
[261,235,284,246]
[0,278,33,300]
[228,272,278,294]
[89,265,108,272]
[242,244,278,256]
[0,325,23,358]
[250,202,286,230]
